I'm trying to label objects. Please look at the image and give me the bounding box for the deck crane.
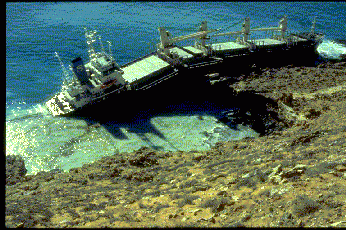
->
[211,16,288,47]
[250,16,288,40]
[157,21,220,59]
[211,17,251,45]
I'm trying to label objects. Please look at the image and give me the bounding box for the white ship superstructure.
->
[46,29,127,116]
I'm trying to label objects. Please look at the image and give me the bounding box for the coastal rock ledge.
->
[5,61,346,228]
[6,155,27,186]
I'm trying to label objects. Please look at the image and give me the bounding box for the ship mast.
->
[98,34,106,54]
[309,16,317,37]
[55,52,71,81]
[84,28,98,60]
[107,41,113,59]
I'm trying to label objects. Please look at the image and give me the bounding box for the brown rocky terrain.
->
[6,61,346,228]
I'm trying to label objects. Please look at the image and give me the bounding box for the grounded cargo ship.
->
[45,16,324,116]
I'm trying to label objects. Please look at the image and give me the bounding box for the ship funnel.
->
[72,57,88,84]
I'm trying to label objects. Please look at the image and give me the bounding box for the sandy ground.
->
[6,61,346,228]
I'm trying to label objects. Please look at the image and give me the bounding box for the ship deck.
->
[122,54,171,84]
[211,41,248,52]
[121,34,315,89]
[182,46,204,55]
[252,38,286,46]
[168,47,194,60]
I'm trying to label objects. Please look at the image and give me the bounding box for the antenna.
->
[55,52,69,80]
[310,16,317,35]
[84,28,97,59]
[98,35,106,54]
[107,41,113,57]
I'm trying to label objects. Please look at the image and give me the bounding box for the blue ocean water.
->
[6,2,346,174]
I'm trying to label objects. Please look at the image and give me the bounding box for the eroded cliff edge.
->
[6,61,346,228]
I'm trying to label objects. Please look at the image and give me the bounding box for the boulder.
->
[128,147,159,167]
[6,155,27,185]
[268,164,307,184]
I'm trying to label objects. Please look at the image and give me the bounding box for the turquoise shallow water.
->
[6,2,346,174]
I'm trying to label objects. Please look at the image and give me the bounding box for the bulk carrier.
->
[45,16,324,116]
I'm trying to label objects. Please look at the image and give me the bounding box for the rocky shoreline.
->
[6,61,346,227]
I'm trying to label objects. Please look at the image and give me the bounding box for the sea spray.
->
[318,39,346,60]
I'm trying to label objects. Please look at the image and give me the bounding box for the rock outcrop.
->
[6,155,27,186]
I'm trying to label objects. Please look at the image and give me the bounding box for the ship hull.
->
[45,32,324,118]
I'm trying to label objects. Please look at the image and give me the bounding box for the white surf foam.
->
[317,39,346,60]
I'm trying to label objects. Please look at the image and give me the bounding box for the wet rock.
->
[6,155,27,186]
[231,91,285,135]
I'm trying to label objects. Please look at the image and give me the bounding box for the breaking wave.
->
[317,39,346,60]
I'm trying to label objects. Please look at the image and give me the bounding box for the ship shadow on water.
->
[66,79,244,151]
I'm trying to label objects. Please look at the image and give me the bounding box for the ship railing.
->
[183,57,223,69]
[285,34,299,46]
[92,85,126,100]
[224,52,249,58]
[176,54,195,63]
[212,44,222,52]
[246,41,257,51]
[136,69,179,91]
[248,39,265,47]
